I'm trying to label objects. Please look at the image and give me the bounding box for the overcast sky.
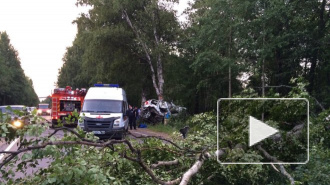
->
[0,0,189,101]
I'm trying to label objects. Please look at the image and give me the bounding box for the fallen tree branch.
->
[0,139,135,157]
[256,145,282,163]
[179,151,208,185]
[1,128,213,185]
[151,159,179,169]
[270,163,279,172]
[271,123,305,142]
[124,152,181,185]
[129,132,201,153]
[286,123,304,138]
[198,174,215,185]
[0,134,183,184]
[278,164,295,185]
[48,127,97,143]
[0,153,18,169]
[139,147,184,156]
[256,145,294,185]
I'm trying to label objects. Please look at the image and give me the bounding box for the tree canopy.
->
[0,32,39,106]
[57,0,330,112]
[0,0,330,183]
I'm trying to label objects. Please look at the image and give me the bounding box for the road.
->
[0,116,166,181]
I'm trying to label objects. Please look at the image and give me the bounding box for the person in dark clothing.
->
[132,106,139,130]
[126,105,135,130]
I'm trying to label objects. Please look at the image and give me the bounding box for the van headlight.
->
[113,119,120,127]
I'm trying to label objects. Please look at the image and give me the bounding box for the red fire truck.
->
[51,86,87,127]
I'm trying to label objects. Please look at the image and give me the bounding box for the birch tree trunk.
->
[122,9,164,100]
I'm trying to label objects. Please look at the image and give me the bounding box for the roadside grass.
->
[147,124,177,135]
[143,112,191,136]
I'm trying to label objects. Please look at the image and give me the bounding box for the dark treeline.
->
[57,0,330,113]
[0,32,39,106]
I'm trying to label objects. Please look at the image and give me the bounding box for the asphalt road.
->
[0,116,62,180]
[0,116,163,181]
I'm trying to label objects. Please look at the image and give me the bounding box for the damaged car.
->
[140,99,186,124]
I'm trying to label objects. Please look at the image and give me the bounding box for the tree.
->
[0,32,39,106]
[71,0,181,101]
[119,0,181,100]
[2,81,325,184]
[182,0,244,111]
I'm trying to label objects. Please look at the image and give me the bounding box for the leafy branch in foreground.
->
[1,81,328,185]
[0,125,218,185]
[0,117,297,185]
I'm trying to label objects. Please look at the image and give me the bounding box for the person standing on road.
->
[136,107,141,120]
[126,105,135,130]
[132,106,139,130]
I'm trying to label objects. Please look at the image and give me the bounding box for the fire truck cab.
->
[51,86,87,127]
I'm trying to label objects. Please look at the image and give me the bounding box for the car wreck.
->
[140,99,186,124]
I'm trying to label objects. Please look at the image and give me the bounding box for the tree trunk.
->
[122,9,164,100]
[141,89,147,106]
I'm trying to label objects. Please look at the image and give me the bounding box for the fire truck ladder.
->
[51,97,58,119]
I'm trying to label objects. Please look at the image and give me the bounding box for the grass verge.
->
[147,124,176,135]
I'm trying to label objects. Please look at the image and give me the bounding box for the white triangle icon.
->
[249,116,278,147]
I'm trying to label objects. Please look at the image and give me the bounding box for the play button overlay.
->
[249,116,279,147]
[217,98,309,164]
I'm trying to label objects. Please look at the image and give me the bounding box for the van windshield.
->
[82,100,122,113]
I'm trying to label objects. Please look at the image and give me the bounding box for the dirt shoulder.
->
[129,128,170,139]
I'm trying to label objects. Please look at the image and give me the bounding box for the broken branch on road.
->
[257,145,295,185]
[1,128,211,185]
[151,159,179,169]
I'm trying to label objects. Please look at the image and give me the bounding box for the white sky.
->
[0,0,190,100]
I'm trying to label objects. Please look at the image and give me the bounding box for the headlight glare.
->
[13,120,23,128]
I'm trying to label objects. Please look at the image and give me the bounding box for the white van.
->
[78,84,129,139]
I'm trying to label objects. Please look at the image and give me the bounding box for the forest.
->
[57,0,330,113]
[0,32,39,106]
[0,0,329,184]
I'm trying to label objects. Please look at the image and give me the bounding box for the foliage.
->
[0,32,39,106]
[58,0,181,105]
[2,0,329,183]
[55,0,330,113]
[40,96,52,105]
[0,82,330,184]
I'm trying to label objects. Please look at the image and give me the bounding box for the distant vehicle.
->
[51,86,87,127]
[37,104,51,115]
[0,105,29,128]
[78,84,129,139]
[27,107,36,114]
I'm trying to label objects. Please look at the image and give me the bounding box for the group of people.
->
[126,105,140,130]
